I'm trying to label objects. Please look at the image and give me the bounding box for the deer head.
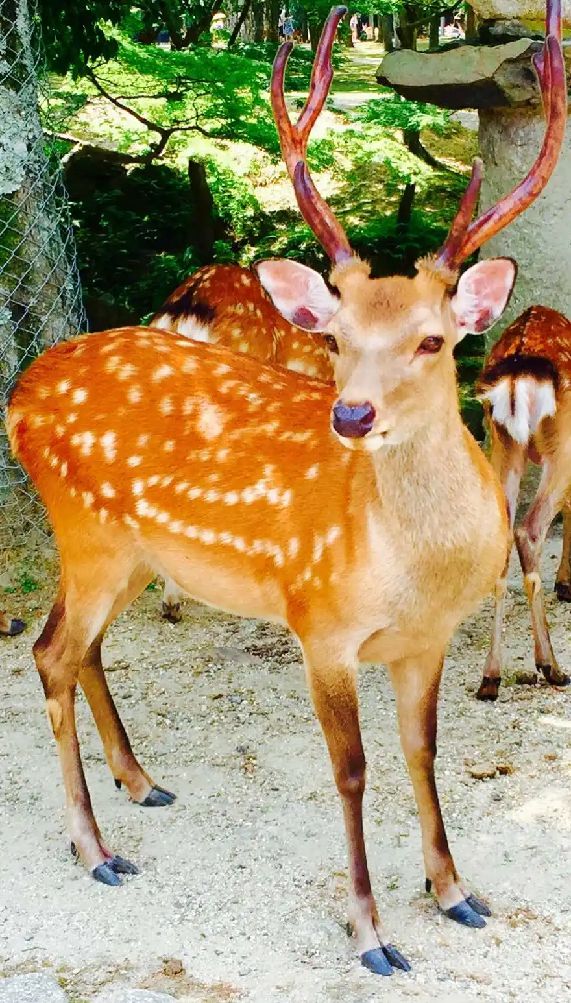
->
[256,3,566,451]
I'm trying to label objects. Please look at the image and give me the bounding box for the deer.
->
[5,2,566,977]
[151,264,333,622]
[476,304,571,700]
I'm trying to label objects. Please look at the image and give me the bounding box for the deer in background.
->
[151,264,334,622]
[6,3,566,977]
[476,305,571,700]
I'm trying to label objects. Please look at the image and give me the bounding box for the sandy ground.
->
[0,525,570,1003]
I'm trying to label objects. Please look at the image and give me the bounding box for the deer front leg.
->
[388,651,490,928]
[515,465,571,687]
[304,652,411,976]
[554,500,571,602]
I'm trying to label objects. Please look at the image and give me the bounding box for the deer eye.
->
[417,336,444,355]
[323,334,339,354]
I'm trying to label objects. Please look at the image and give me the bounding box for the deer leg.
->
[304,652,411,976]
[554,500,571,602]
[388,651,490,929]
[478,433,525,701]
[34,589,141,884]
[515,463,571,687]
[162,576,183,623]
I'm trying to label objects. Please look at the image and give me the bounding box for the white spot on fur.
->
[57,379,71,394]
[182,358,198,375]
[198,402,225,440]
[152,364,174,382]
[101,431,117,463]
[305,464,319,479]
[117,363,137,381]
[160,396,174,415]
[163,440,175,452]
[132,479,144,496]
[128,386,142,404]
[127,455,142,467]
[101,482,116,499]
[72,388,88,404]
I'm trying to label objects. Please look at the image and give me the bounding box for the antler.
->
[435,0,567,272]
[271,6,354,264]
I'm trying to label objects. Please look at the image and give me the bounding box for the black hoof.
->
[140,784,176,807]
[445,899,487,928]
[536,663,571,687]
[162,602,182,624]
[465,893,492,917]
[0,618,26,637]
[107,854,139,875]
[114,778,122,790]
[382,943,412,972]
[360,948,393,976]
[476,676,500,702]
[554,581,571,602]
[92,862,123,886]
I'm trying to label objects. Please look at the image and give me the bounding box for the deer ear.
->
[254,259,340,331]
[451,258,517,341]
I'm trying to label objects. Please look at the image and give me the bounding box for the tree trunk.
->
[252,0,265,41]
[228,0,254,46]
[465,4,477,42]
[187,160,216,260]
[265,0,280,42]
[381,14,395,53]
[308,16,326,52]
[183,0,224,45]
[429,14,440,49]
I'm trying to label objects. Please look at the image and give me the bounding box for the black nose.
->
[332,400,376,439]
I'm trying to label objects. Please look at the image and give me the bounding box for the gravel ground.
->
[0,524,570,1003]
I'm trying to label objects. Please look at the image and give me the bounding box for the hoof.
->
[445,899,487,928]
[554,581,571,602]
[140,784,176,807]
[92,855,139,886]
[114,778,122,790]
[361,944,411,976]
[476,676,500,701]
[536,663,571,687]
[0,618,26,637]
[465,893,492,917]
[162,602,182,624]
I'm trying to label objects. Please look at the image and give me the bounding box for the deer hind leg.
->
[388,650,490,929]
[34,536,154,884]
[515,461,571,687]
[303,644,411,976]
[554,499,571,602]
[161,575,183,623]
[79,564,176,808]
[478,429,526,701]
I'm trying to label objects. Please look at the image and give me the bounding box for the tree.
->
[38,0,124,75]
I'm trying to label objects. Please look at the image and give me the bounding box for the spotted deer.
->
[6,3,566,977]
[476,305,571,700]
[151,263,333,622]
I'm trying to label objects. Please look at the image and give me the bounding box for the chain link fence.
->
[0,0,86,551]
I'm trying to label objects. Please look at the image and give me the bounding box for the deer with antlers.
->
[476,305,571,700]
[6,3,566,976]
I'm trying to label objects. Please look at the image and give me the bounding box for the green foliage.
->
[203,159,265,242]
[357,96,452,137]
[38,0,123,76]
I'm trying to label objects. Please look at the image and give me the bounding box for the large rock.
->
[470,0,571,25]
[377,39,571,108]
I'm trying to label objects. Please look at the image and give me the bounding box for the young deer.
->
[151,264,333,622]
[6,3,566,977]
[476,305,571,700]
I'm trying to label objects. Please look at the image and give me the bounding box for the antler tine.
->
[435,158,484,270]
[434,0,566,272]
[270,6,354,264]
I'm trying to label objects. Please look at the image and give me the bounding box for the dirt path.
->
[0,529,570,1002]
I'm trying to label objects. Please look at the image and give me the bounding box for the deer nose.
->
[332,400,376,438]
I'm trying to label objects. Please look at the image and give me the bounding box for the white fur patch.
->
[482,377,556,445]
[154,313,212,343]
